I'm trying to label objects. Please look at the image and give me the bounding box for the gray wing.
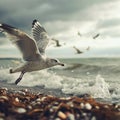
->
[32,19,50,54]
[0,23,41,61]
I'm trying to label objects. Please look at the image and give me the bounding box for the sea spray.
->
[93,74,111,98]
[62,74,111,99]
[19,70,63,89]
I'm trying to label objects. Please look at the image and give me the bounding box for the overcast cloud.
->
[0,0,120,58]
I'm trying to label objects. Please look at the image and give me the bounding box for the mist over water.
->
[0,58,120,103]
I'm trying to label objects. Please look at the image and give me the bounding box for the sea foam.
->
[0,68,113,99]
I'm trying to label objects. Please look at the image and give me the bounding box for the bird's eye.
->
[54,59,58,62]
[51,59,58,63]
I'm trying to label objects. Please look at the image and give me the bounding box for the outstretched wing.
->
[32,19,50,54]
[0,23,41,61]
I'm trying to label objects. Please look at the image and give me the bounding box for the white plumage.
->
[0,20,64,84]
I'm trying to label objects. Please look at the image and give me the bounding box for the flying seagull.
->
[77,32,82,37]
[93,33,100,39]
[0,20,64,85]
[73,46,83,54]
[86,46,90,51]
[51,38,61,47]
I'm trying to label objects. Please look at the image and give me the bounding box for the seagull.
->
[93,33,100,39]
[86,46,90,51]
[51,38,61,47]
[73,46,83,54]
[0,20,64,85]
[77,32,82,37]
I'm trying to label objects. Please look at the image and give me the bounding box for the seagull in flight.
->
[93,33,100,39]
[51,38,62,47]
[0,20,64,85]
[86,46,90,51]
[77,31,82,37]
[73,46,83,54]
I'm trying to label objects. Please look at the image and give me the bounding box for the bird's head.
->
[49,58,64,67]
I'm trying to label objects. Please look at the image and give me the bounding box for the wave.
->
[0,68,120,103]
[0,58,120,103]
[64,63,120,73]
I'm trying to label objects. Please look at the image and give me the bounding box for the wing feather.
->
[32,19,49,54]
[0,23,41,61]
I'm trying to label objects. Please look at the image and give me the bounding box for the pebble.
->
[52,106,59,110]
[91,116,96,120]
[104,105,109,109]
[84,103,92,110]
[24,89,28,92]
[54,102,59,105]
[16,108,26,113]
[0,118,4,120]
[41,97,47,101]
[15,97,19,102]
[0,96,8,101]
[27,105,32,109]
[1,87,8,91]
[36,98,41,102]
[58,111,67,119]
[16,91,26,95]
[67,113,75,120]
[60,97,71,100]
[114,104,119,109]
[55,118,61,120]
[95,105,100,109]
[67,101,74,107]
[80,103,84,109]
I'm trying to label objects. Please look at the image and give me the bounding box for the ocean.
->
[0,57,120,104]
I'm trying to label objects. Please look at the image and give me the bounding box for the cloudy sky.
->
[0,0,120,58]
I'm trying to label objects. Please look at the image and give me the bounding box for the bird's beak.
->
[59,63,65,66]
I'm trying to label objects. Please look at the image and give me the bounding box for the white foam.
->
[0,69,115,99]
[0,68,19,83]
[0,23,2,26]
[18,70,63,89]
[91,75,111,98]
[62,74,111,98]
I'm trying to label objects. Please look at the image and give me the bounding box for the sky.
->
[0,0,120,58]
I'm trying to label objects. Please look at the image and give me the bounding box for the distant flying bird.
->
[51,38,62,47]
[77,31,82,36]
[0,20,64,84]
[93,33,100,39]
[86,46,90,51]
[73,46,83,54]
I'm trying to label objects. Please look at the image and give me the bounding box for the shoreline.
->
[0,82,68,97]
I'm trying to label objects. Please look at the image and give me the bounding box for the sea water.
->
[0,57,120,104]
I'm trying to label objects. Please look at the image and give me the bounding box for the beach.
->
[0,86,120,120]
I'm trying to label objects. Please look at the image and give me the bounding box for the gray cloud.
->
[0,0,113,28]
[0,0,119,46]
[95,18,120,38]
[97,18,120,29]
[1,0,120,58]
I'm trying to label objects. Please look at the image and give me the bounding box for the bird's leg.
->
[15,71,25,85]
